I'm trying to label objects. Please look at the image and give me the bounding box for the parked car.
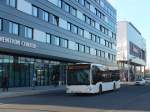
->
[145,78,150,84]
[135,78,146,85]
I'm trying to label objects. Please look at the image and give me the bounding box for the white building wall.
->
[117,21,146,66]
[117,21,128,60]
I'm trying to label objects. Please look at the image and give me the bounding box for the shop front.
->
[0,54,67,88]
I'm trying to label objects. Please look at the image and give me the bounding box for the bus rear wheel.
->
[99,85,102,94]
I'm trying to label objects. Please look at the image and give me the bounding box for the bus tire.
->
[113,83,116,91]
[99,85,102,94]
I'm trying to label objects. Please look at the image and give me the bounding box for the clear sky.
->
[107,0,150,68]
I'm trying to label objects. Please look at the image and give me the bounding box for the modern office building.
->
[117,21,146,81]
[0,0,117,88]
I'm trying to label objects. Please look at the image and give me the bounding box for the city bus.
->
[66,64,120,94]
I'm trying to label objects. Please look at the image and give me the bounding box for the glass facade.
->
[0,54,67,88]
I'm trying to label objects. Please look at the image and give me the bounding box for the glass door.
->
[9,56,14,88]
[14,58,20,87]
[35,60,45,86]
[0,55,3,88]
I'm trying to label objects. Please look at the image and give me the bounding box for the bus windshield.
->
[67,64,90,85]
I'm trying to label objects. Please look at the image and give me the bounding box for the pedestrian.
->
[2,74,9,92]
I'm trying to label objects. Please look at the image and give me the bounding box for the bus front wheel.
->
[99,85,102,94]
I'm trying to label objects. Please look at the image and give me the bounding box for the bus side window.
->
[92,66,102,84]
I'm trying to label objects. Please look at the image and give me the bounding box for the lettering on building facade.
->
[0,36,36,48]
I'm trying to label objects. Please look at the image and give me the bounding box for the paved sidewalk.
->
[0,86,66,99]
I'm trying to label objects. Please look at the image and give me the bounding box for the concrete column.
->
[134,65,136,81]
[144,66,145,76]
[128,60,131,82]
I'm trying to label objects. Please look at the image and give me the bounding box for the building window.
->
[68,41,76,50]
[114,55,116,61]
[42,10,49,22]
[6,0,16,8]
[101,13,105,20]
[25,26,33,39]
[91,20,95,27]
[90,48,96,56]
[112,32,116,39]
[89,33,92,40]
[0,19,1,31]
[85,0,90,9]
[51,14,59,26]
[32,5,38,17]
[97,50,101,56]
[95,0,100,3]
[75,0,79,2]
[83,14,86,22]
[105,40,109,47]
[70,7,77,16]
[9,21,18,35]
[71,24,78,34]
[75,43,79,51]
[46,33,51,44]
[64,2,70,12]
[101,51,105,58]
[86,16,91,25]
[58,0,62,8]
[78,28,84,37]
[96,36,100,44]
[109,43,112,49]
[79,0,85,5]
[67,22,71,31]
[91,34,96,42]
[79,44,85,52]
[84,31,90,40]
[100,25,105,33]
[96,10,100,18]
[104,29,109,35]
[85,46,90,54]
[108,53,111,60]
[101,39,105,45]
[60,38,68,48]
[51,35,60,46]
